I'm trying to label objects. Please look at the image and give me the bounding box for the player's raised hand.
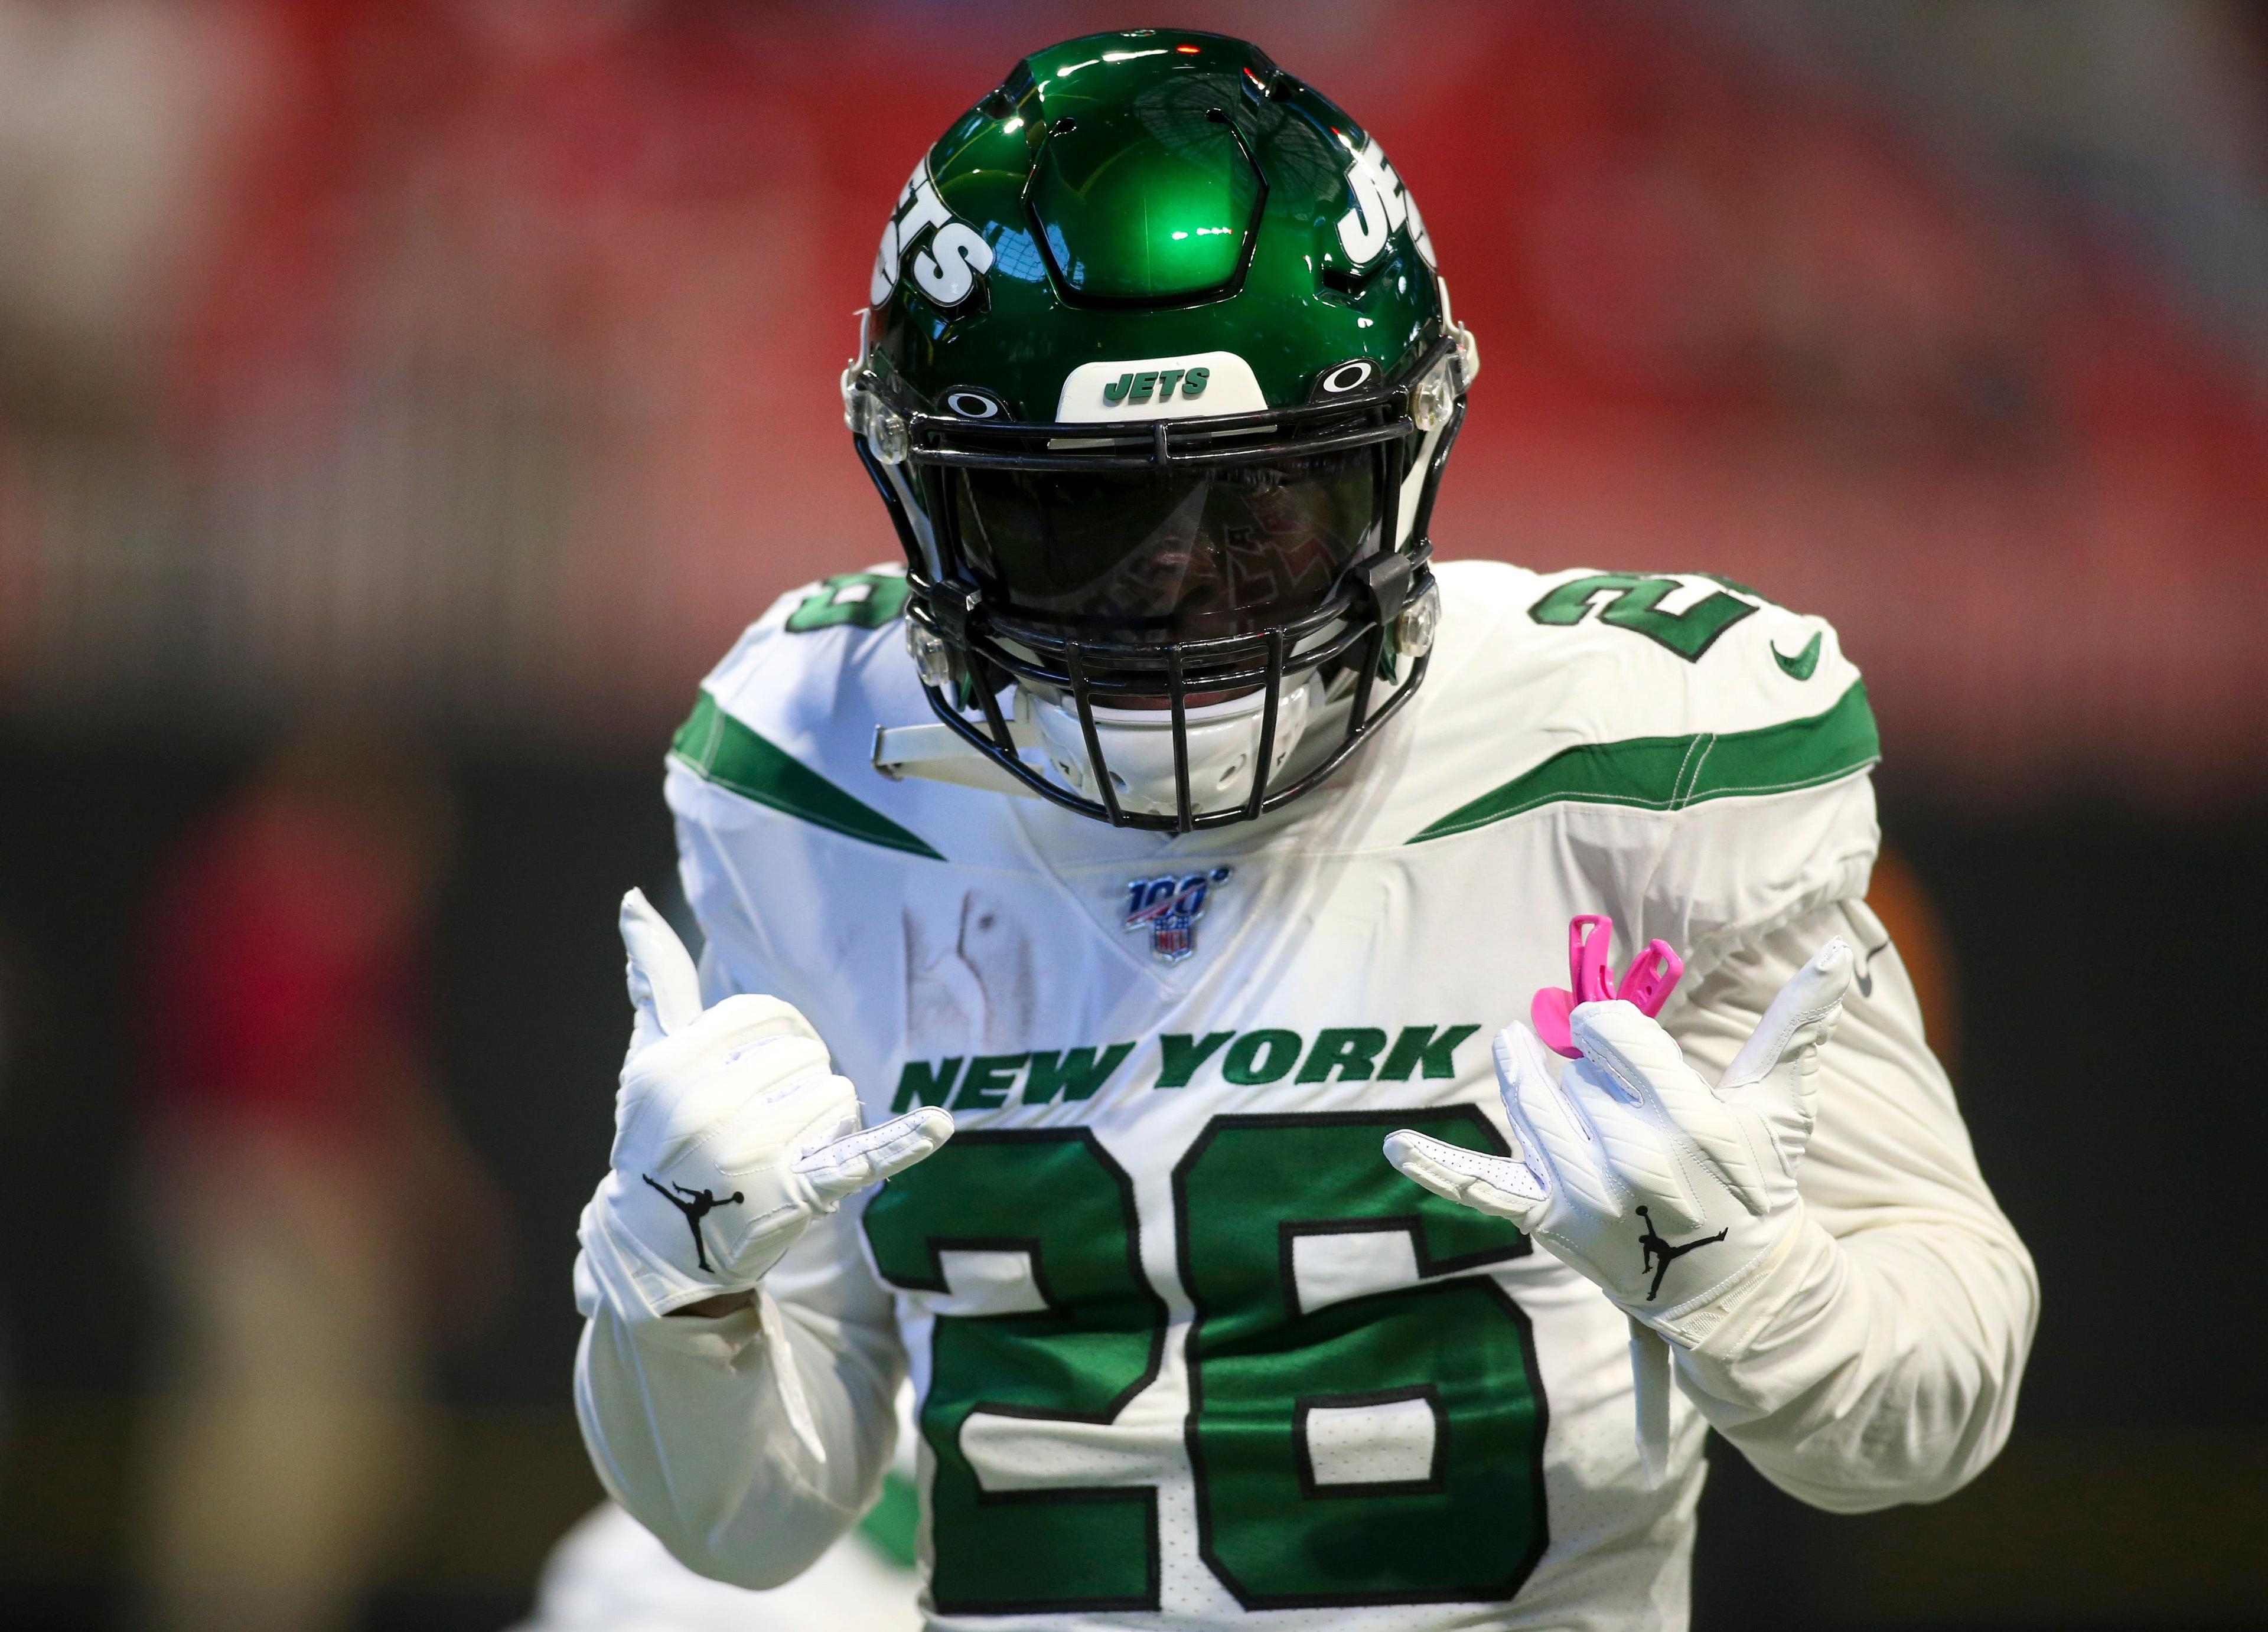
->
[1386,939,1852,1334]
[598,889,953,1305]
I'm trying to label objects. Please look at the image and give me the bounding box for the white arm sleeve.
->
[570,781,908,1588]
[573,1203,904,1588]
[1661,900,2039,1512]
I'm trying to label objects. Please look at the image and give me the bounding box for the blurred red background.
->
[3,7,2266,1631]
[4,0,2263,799]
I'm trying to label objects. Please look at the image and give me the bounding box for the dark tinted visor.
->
[951,448,1381,641]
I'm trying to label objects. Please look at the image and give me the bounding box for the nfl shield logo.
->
[1123,868,1231,963]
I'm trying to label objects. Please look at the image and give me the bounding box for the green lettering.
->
[1221,1029,1301,1086]
[1379,1024,1482,1082]
[1156,368,1185,400]
[784,572,911,633]
[1181,366,1209,397]
[1103,371,1133,405]
[1177,1112,1539,1604]
[864,1115,1542,1612]
[893,1056,964,1111]
[1527,573,1757,663]
[1130,370,1159,403]
[1295,1026,1388,1084]
[1024,1043,1137,1104]
[862,1131,1163,1611]
[952,1053,1027,1111]
[1158,1031,1236,1089]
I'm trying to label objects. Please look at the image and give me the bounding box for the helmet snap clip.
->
[905,619,956,689]
[852,391,910,464]
[1409,357,1457,432]
[1392,578,1441,658]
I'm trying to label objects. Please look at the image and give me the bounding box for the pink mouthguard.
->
[1530,914,1684,1059]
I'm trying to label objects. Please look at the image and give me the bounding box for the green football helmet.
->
[843,29,1475,831]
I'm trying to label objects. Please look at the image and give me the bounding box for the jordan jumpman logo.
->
[1636,1205,1728,1301]
[643,1174,744,1273]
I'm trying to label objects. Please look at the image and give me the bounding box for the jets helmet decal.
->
[842,30,1477,832]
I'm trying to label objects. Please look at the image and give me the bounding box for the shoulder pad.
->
[1402,562,1877,841]
[664,563,963,861]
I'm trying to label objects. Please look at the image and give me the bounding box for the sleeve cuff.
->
[1660,1213,1849,1416]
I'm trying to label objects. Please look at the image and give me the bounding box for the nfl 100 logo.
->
[1123,867,1231,963]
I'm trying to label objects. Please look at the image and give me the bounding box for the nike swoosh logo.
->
[1854,932,1889,997]
[1772,631,1822,681]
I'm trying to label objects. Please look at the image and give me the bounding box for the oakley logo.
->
[1102,367,1210,407]
[944,388,1005,419]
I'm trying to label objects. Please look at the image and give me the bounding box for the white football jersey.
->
[579,558,2031,1630]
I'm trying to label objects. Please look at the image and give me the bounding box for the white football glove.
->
[590,889,953,1312]
[1384,939,1852,1474]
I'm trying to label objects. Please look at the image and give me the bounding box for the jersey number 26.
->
[862,1112,1549,1614]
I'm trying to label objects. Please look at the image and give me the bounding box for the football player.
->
[571,31,2036,1629]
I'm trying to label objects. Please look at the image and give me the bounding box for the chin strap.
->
[872,687,1046,798]
[871,717,1045,797]
[755,1288,829,1465]
[872,664,1377,818]
[1630,1317,1674,1485]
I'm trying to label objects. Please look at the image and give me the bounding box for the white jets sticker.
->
[870,158,996,311]
[1055,351,1268,422]
[1335,135,1436,271]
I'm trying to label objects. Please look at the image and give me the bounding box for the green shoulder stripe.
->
[1411,680,1879,843]
[670,691,944,860]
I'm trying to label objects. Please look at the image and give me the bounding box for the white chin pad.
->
[1032,677,1314,817]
